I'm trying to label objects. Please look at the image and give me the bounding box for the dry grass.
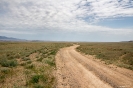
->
[0,42,72,88]
[77,42,133,70]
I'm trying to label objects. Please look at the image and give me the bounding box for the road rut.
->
[56,45,133,88]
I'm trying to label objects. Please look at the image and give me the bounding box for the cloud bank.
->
[0,0,133,41]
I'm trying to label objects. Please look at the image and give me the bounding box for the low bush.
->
[30,75,41,83]
[0,59,18,67]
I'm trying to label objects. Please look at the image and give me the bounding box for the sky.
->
[0,0,133,42]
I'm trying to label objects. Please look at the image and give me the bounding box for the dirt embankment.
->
[55,45,133,88]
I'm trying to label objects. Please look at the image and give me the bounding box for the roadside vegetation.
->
[77,42,133,70]
[0,42,72,88]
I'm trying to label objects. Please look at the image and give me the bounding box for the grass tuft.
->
[30,75,41,83]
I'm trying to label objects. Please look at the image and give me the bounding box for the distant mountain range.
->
[0,36,133,42]
[121,40,133,42]
[0,36,26,41]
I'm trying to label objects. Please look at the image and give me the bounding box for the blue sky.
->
[0,0,133,42]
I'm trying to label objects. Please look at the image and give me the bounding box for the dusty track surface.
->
[56,45,133,88]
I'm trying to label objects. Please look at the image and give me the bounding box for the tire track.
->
[56,45,133,88]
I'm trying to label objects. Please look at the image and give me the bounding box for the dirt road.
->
[56,45,133,88]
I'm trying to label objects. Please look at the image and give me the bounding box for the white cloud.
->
[0,0,133,37]
[0,29,35,35]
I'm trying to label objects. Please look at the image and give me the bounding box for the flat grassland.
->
[1,42,133,88]
[77,42,133,70]
[0,42,71,88]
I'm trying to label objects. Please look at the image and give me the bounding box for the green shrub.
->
[45,59,55,66]
[30,75,41,83]
[0,59,18,67]
[49,51,56,55]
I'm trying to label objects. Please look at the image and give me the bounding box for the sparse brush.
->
[25,54,30,57]
[49,51,56,55]
[36,56,39,58]
[0,59,18,67]
[20,62,27,66]
[14,53,21,58]
[0,67,11,74]
[30,75,42,83]
[7,55,14,60]
[22,57,30,61]
[25,64,35,69]
[77,42,133,70]
[0,74,5,83]
[45,58,55,67]
[26,60,32,64]
[37,57,43,62]
[0,42,72,87]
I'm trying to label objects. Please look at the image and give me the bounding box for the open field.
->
[0,42,72,88]
[77,42,133,70]
[0,42,133,88]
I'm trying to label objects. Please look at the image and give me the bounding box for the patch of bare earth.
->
[56,45,133,88]
[1,66,26,88]
[29,53,48,68]
[29,53,38,62]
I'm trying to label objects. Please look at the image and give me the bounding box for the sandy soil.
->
[56,45,133,88]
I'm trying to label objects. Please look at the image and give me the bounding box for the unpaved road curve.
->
[56,45,133,88]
